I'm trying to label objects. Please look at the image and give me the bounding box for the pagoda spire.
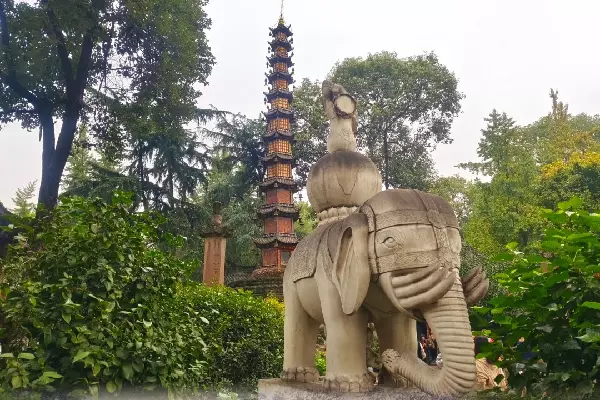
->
[251,11,299,279]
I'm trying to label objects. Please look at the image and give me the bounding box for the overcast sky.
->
[2,0,600,207]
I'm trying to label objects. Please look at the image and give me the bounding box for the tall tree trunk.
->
[37,110,79,211]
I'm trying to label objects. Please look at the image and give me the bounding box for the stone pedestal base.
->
[258,379,455,400]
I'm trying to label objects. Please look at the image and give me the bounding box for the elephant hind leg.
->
[282,277,320,383]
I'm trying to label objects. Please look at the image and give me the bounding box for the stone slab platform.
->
[258,379,456,400]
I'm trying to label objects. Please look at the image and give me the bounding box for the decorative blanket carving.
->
[290,221,334,282]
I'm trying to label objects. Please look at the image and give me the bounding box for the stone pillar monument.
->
[201,202,231,286]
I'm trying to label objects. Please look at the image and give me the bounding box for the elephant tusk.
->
[391,264,441,287]
[393,263,451,299]
[398,271,457,310]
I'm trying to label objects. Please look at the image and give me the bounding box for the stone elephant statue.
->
[281,188,489,395]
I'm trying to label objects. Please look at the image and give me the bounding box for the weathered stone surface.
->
[258,379,456,400]
[202,237,226,286]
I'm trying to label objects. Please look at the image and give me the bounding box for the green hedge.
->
[0,194,284,398]
[177,284,283,389]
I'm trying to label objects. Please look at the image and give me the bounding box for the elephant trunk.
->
[382,278,476,396]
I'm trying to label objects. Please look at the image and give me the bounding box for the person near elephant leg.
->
[473,336,508,391]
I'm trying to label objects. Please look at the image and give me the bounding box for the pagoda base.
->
[250,266,284,279]
[229,274,284,299]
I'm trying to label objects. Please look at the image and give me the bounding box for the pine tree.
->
[63,125,94,193]
[11,181,37,218]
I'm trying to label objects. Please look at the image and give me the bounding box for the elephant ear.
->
[331,213,370,315]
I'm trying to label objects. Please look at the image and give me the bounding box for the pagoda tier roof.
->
[262,152,294,165]
[257,203,299,219]
[264,88,293,101]
[259,177,297,192]
[254,233,299,248]
[269,24,293,37]
[269,39,293,52]
[264,107,296,121]
[266,71,294,84]
[268,55,293,66]
[263,131,296,143]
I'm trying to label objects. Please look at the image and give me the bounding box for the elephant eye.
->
[383,237,397,248]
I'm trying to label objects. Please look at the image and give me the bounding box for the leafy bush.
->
[0,194,208,396]
[314,351,326,376]
[474,198,600,396]
[177,285,284,389]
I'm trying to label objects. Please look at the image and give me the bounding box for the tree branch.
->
[41,0,74,92]
[0,1,40,106]
[73,31,94,107]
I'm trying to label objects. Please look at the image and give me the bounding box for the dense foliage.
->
[0,194,284,397]
[474,198,600,397]
[0,194,206,395]
[178,286,284,389]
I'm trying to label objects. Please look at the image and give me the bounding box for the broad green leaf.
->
[105,302,116,312]
[62,313,72,323]
[546,270,569,287]
[17,353,35,360]
[558,201,570,210]
[0,353,14,358]
[106,381,117,393]
[122,362,134,380]
[581,301,600,310]
[506,242,519,251]
[91,224,99,234]
[578,330,600,343]
[142,320,152,328]
[541,240,561,250]
[11,375,22,389]
[42,371,63,379]
[200,316,209,324]
[73,350,90,363]
[568,197,583,209]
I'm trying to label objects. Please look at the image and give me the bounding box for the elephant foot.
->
[320,373,374,392]
[280,367,320,383]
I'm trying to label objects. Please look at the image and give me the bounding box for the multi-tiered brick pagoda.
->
[229,13,298,297]
[252,14,299,280]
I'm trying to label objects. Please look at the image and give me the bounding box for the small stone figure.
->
[321,80,358,153]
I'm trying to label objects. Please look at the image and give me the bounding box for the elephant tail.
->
[381,279,476,396]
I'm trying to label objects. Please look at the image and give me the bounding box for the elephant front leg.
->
[375,313,419,388]
[321,300,373,391]
[281,278,320,383]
